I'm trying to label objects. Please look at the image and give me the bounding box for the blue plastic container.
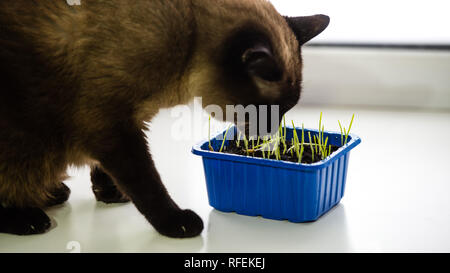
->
[192,126,361,222]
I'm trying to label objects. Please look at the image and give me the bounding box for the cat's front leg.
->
[88,123,203,238]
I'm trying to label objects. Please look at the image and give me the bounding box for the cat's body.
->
[0,0,328,237]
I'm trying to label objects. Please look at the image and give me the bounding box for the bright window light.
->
[270,0,450,45]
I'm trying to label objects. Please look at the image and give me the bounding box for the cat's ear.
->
[284,14,330,45]
[242,43,282,82]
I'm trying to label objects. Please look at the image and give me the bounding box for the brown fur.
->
[0,0,328,237]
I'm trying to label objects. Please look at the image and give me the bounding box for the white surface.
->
[270,0,450,45]
[1,105,449,253]
[301,47,450,110]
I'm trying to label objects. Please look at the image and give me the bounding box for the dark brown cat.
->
[0,0,329,238]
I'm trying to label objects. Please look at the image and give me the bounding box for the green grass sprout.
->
[290,137,294,157]
[298,123,305,163]
[243,134,249,156]
[261,136,269,159]
[219,124,232,153]
[308,131,314,162]
[293,135,300,162]
[291,121,302,162]
[236,131,242,147]
[278,119,282,137]
[271,136,279,157]
[318,112,323,151]
[344,113,355,145]
[322,125,325,147]
[313,135,318,154]
[251,136,255,155]
[291,121,299,144]
[322,136,329,159]
[299,143,304,163]
[209,112,356,164]
[278,121,287,154]
[261,140,266,158]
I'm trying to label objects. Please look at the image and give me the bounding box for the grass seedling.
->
[344,114,355,145]
[265,136,271,159]
[209,112,356,164]
[338,114,355,146]
[290,137,294,157]
[243,134,249,156]
[290,134,298,159]
[291,121,299,143]
[275,143,281,160]
[251,136,255,155]
[294,138,300,163]
[291,121,302,162]
[298,123,305,163]
[308,131,314,162]
[219,124,232,153]
[321,125,325,148]
[236,132,242,148]
[271,136,280,157]
[261,136,268,159]
[318,112,323,151]
[299,142,304,163]
[317,135,323,157]
[261,142,266,159]
[313,135,318,154]
[322,136,329,159]
[278,119,287,155]
[278,118,283,137]
[320,135,329,159]
[338,120,344,146]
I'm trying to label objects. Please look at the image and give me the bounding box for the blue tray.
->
[192,126,361,222]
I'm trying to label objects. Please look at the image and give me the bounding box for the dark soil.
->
[220,140,340,164]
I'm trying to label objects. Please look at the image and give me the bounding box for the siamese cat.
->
[0,0,329,238]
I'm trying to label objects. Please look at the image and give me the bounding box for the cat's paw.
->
[46,183,71,207]
[91,166,130,204]
[0,207,51,235]
[153,209,204,238]
[93,186,130,204]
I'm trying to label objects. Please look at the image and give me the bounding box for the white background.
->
[271,0,450,44]
[1,1,449,253]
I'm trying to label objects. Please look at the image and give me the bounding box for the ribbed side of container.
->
[202,151,351,222]
[314,152,350,220]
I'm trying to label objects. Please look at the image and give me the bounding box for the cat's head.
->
[189,0,329,134]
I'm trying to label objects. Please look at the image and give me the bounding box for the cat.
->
[0,0,329,238]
